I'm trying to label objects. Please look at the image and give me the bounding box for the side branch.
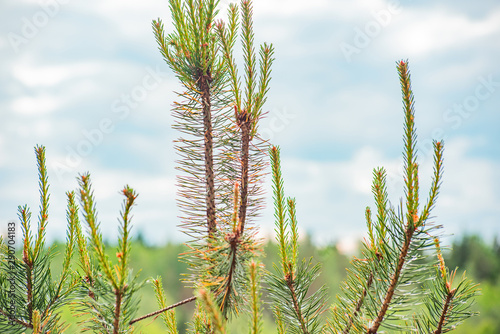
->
[286,275,309,334]
[220,236,240,315]
[129,296,196,325]
[367,226,415,333]
[343,273,374,334]
[434,289,456,334]
[0,308,32,329]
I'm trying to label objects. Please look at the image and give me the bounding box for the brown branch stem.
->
[286,274,310,334]
[343,272,374,334]
[113,287,123,334]
[129,296,196,325]
[434,290,455,334]
[0,308,32,329]
[237,114,251,234]
[23,251,33,325]
[367,226,415,333]
[220,232,241,316]
[199,71,216,237]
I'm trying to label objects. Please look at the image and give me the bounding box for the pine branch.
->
[0,146,77,333]
[152,0,272,321]
[74,177,142,333]
[130,296,196,325]
[249,260,263,334]
[286,273,311,334]
[341,272,374,334]
[434,289,455,334]
[150,277,180,333]
[275,307,287,334]
[367,224,415,333]
[327,61,451,334]
[199,64,217,237]
[366,60,442,333]
[237,108,251,234]
[33,145,49,257]
[270,146,289,274]
[197,288,226,334]
[78,174,117,289]
[419,140,444,224]
[411,238,479,334]
[268,145,328,334]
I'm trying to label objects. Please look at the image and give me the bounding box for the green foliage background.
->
[47,234,499,333]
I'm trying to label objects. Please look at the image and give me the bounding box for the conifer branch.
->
[0,146,77,333]
[78,174,117,289]
[113,287,124,334]
[151,277,179,333]
[341,272,374,334]
[274,308,287,334]
[242,0,256,115]
[434,288,455,334]
[197,288,226,334]
[270,146,289,274]
[268,145,327,334]
[249,261,263,334]
[367,59,436,334]
[411,238,479,334]
[237,108,251,234]
[0,309,31,328]
[367,225,415,333]
[199,66,217,237]
[34,145,49,257]
[288,199,299,272]
[130,296,196,325]
[372,168,388,242]
[152,0,272,319]
[74,177,141,333]
[286,273,310,334]
[419,141,444,225]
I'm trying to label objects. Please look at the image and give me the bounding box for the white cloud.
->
[423,59,492,93]
[382,7,500,59]
[12,62,101,87]
[439,137,499,212]
[0,136,5,167]
[257,146,404,244]
[76,0,169,40]
[261,134,500,245]
[253,0,387,19]
[11,94,61,115]
[2,0,499,246]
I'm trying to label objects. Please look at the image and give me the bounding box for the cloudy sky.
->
[1,0,499,249]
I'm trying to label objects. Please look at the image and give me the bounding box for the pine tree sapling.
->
[0,146,79,333]
[150,0,274,322]
[1,1,481,333]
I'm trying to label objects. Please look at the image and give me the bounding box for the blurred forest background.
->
[47,233,499,333]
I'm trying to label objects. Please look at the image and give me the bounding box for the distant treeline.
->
[47,233,500,334]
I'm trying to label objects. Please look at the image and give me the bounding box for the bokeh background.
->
[1,0,499,249]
